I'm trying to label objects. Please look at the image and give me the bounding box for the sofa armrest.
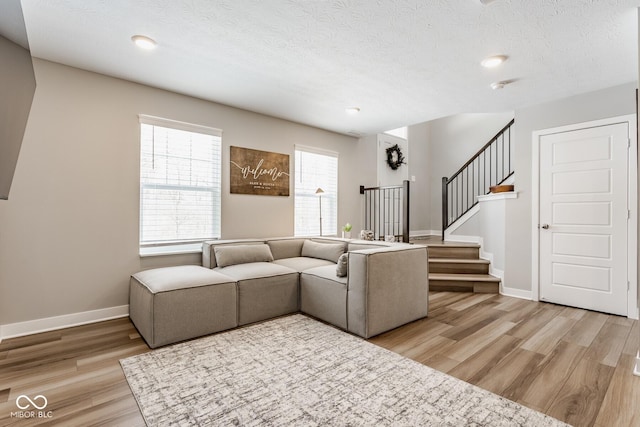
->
[347,246,428,338]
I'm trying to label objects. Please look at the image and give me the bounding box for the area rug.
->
[121,314,568,426]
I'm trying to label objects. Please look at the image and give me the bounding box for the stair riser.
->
[429,263,489,275]
[428,247,480,259]
[430,280,499,294]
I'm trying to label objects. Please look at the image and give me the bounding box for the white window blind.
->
[139,116,221,246]
[295,146,338,236]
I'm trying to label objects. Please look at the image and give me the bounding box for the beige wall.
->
[0,59,363,326]
[407,122,431,233]
[505,82,637,292]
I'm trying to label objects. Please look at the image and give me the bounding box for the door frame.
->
[531,114,638,319]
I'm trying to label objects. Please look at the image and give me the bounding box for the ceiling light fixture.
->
[131,35,157,50]
[481,55,507,68]
[490,81,507,90]
[345,107,360,115]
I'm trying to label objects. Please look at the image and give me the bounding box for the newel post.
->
[441,177,448,241]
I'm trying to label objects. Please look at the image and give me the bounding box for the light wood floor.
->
[371,292,640,427]
[1,292,638,426]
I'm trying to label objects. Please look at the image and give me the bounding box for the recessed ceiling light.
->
[345,107,360,115]
[481,55,507,68]
[131,35,157,50]
[490,81,507,90]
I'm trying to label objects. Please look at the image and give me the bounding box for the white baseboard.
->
[410,230,440,238]
[0,305,129,342]
[490,266,504,282]
[500,286,533,300]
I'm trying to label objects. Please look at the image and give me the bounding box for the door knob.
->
[541,224,550,229]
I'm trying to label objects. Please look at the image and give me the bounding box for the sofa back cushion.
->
[267,239,306,260]
[203,240,266,268]
[301,240,346,263]
[214,244,274,268]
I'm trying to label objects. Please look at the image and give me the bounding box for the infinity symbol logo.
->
[16,395,48,410]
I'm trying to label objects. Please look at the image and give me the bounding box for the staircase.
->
[427,243,500,293]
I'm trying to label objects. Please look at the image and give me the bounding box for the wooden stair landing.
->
[427,242,499,293]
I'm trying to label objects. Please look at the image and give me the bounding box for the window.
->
[294,146,338,236]
[139,115,221,247]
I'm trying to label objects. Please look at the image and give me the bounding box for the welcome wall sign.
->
[230,146,290,196]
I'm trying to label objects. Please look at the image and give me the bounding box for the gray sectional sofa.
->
[130,237,428,348]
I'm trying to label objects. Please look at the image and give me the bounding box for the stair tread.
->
[429,273,501,282]
[426,243,480,248]
[429,258,490,264]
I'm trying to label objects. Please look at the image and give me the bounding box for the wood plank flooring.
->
[371,292,640,427]
[0,292,638,426]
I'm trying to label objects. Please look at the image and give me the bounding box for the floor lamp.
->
[315,188,324,236]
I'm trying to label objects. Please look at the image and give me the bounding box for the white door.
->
[539,122,629,316]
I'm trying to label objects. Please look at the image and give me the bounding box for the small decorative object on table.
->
[489,184,514,193]
[342,223,352,239]
[359,230,374,241]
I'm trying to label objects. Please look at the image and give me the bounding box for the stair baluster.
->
[441,119,514,239]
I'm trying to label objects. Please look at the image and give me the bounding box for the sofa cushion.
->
[267,238,306,260]
[336,253,349,277]
[301,240,346,263]
[302,265,348,285]
[132,265,235,293]
[203,240,266,269]
[214,244,274,268]
[273,257,334,272]
[214,262,296,280]
[129,266,237,348]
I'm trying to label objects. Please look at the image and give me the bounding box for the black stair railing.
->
[360,180,410,243]
[442,119,514,240]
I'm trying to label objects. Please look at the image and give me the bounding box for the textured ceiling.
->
[15,0,640,136]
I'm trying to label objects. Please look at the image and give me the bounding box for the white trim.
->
[491,265,504,282]
[629,114,639,319]
[635,351,640,377]
[409,230,439,238]
[531,114,638,317]
[0,305,129,341]
[531,124,541,302]
[138,114,222,137]
[476,191,518,202]
[294,144,339,158]
[444,204,480,237]
[501,285,533,300]
[140,243,203,257]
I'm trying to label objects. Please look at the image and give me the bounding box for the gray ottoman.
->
[129,265,237,348]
